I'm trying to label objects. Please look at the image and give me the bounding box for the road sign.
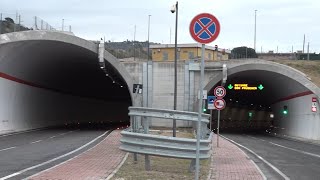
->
[133,84,143,94]
[312,106,317,112]
[198,90,208,99]
[312,97,317,102]
[213,99,226,110]
[189,13,220,44]
[214,86,226,99]
[207,96,216,110]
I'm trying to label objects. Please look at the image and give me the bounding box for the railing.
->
[120,107,212,170]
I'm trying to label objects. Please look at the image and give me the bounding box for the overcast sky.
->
[1,0,319,53]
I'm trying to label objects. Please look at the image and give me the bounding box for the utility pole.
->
[170,27,172,44]
[254,10,257,51]
[303,34,305,53]
[0,13,2,34]
[173,1,178,137]
[277,46,278,53]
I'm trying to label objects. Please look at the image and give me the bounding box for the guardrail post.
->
[189,159,196,172]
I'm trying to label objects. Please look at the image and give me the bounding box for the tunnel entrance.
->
[205,66,319,139]
[0,31,132,134]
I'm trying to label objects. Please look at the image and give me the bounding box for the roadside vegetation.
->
[272,60,320,87]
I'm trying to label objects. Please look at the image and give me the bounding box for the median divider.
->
[120,107,212,171]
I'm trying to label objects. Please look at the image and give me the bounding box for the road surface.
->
[223,133,320,180]
[0,128,110,180]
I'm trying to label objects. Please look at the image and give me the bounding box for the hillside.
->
[105,40,159,60]
[271,60,320,87]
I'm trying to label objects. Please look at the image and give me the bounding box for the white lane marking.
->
[269,142,320,158]
[0,146,16,152]
[247,135,266,142]
[221,135,290,180]
[49,136,56,139]
[0,130,109,180]
[57,130,76,137]
[30,140,42,144]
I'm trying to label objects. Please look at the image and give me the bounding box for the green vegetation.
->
[105,40,159,60]
[231,46,258,59]
[271,60,320,87]
[0,17,30,34]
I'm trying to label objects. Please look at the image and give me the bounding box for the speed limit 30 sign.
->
[214,86,226,99]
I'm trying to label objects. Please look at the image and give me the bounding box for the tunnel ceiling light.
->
[106,74,109,76]
[251,104,253,106]
[120,85,123,88]
[236,101,239,103]
[230,99,232,101]
[113,81,115,83]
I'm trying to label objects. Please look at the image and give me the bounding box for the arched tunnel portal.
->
[204,61,320,140]
[0,31,134,134]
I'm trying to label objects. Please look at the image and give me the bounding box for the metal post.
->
[307,42,310,60]
[69,25,71,32]
[195,44,205,180]
[210,109,212,131]
[173,1,178,137]
[146,17,151,170]
[303,34,305,53]
[34,16,37,30]
[0,13,2,34]
[133,25,136,61]
[254,10,257,51]
[18,15,21,31]
[62,19,65,31]
[217,110,220,147]
[245,47,248,59]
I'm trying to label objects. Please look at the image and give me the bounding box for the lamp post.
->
[254,10,257,51]
[171,1,178,137]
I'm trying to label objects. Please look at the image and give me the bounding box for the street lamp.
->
[171,1,178,137]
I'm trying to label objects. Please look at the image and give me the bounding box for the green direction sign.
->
[258,84,264,90]
[227,83,264,91]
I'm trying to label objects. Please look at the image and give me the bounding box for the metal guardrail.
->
[120,130,212,159]
[120,107,212,160]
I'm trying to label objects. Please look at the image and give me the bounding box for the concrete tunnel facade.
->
[0,31,136,135]
[1,31,320,141]
[203,60,320,140]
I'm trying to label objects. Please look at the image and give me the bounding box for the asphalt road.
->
[222,133,320,180]
[0,128,111,180]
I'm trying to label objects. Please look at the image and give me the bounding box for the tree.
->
[231,46,257,59]
[5,17,14,24]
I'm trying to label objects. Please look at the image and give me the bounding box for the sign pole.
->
[210,109,212,132]
[217,110,220,147]
[195,44,205,180]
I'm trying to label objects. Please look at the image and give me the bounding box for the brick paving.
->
[29,130,125,180]
[208,134,264,180]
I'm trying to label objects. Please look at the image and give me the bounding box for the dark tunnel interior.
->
[0,40,132,130]
[207,70,310,133]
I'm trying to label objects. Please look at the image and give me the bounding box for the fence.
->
[0,12,72,34]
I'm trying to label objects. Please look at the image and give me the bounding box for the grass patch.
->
[112,128,211,180]
[271,60,320,87]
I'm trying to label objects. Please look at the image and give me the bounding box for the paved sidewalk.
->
[29,130,126,180]
[208,134,264,180]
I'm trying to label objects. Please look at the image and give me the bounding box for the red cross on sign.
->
[189,13,221,44]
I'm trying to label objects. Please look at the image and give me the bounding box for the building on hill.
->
[150,43,230,61]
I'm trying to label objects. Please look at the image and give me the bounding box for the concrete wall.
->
[0,77,130,135]
[272,94,320,140]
